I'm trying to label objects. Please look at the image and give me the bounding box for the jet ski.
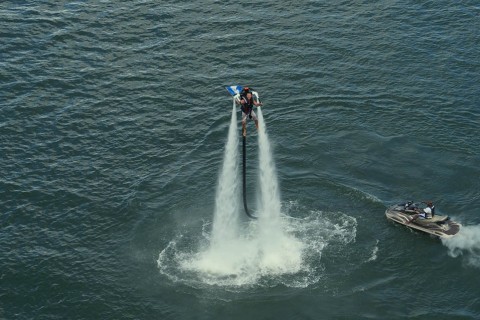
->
[385,201,461,238]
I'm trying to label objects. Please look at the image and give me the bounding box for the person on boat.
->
[423,201,435,218]
[237,87,262,137]
[404,201,417,212]
[410,201,435,222]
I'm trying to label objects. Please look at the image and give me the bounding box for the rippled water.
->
[1,1,480,319]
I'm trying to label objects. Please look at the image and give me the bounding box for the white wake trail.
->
[442,224,480,268]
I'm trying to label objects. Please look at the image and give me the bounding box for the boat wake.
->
[441,224,480,268]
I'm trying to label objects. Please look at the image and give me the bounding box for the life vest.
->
[240,95,254,115]
[424,206,434,219]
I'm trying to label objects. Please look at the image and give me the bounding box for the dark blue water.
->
[1,1,480,319]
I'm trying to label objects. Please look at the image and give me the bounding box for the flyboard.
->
[225,85,261,219]
[226,85,261,105]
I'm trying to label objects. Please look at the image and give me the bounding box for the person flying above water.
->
[237,87,262,137]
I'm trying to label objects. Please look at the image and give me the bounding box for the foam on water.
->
[442,224,480,268]
[157,105,357,288]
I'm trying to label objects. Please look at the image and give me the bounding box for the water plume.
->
[157,104,357,288]
[255,107,304,274]
[209,101,241,247]
[442,225,480,268]
[181,106,303,283]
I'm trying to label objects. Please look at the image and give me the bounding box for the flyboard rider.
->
[236,87,262,137]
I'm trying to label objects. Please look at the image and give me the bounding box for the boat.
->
[385,201,461,238]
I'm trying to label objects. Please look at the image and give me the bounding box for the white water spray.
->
[157,102,357,288]
[442,225,480,268]
[257,108,282,222]
[210,101,240,247]
[188,102,246,277]
[184,105,303,282]
[255,108,304,274]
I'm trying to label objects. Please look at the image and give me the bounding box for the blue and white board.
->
[225,85,243,96]
[226,85,261,104]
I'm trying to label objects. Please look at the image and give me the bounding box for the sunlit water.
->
[2,1,480,319]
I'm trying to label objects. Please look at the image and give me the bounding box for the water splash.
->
[257,108,282,222]
[180,106,304,284]
[254,107,304,275]
[210,101,240,247]
[182,102,247,281]
[157,105,357,288]
[442,224,480,268]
